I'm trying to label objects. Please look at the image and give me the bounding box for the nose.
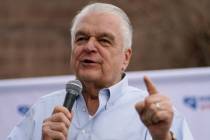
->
[84,37,97,53]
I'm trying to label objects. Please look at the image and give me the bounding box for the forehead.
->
[74,12,123,37]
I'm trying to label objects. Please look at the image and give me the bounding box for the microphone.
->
[63,80,83,111]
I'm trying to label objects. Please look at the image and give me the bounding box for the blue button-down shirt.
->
[7,75,194,140]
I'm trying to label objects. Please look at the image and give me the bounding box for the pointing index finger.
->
[144,76,158,95]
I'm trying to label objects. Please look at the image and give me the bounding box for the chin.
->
[77,71,101,82]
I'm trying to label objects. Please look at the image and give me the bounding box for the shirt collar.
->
[100,73,128,105]
[78,73,129,106]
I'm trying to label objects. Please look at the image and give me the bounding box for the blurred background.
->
[0,0,210,79]
[1,1,210,139]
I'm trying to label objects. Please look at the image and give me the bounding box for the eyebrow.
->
[75,31,89,37]
[99,33,115,41]
[75,30,115,39]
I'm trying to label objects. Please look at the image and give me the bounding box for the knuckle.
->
[54,112,70,125]
[66,120,71,127]
[53,105,64,114]
[57,132,65,140]
[53,106,61,112]
[57,112,64,116]
[42,120,50,129]
[153,110,159,118]
[61,124,68,136]
[60,122,66,129]
[144,97,150,105]
[43,117,50,123]
[57,112,66,120]
[151,103,158,111]
[42,125,49,134]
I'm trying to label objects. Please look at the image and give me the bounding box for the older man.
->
[8,3,193,140]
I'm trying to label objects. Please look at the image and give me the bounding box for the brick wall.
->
[0,0,209,79]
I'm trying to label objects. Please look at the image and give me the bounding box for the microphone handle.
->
[63,92,77,111]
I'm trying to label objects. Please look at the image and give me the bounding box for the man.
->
[8,2,193,140]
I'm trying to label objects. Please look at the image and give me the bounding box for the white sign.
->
[0,67,210,140]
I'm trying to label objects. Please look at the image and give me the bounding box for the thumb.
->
[144,76,158,96]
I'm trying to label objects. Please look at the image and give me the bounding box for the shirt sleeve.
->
[180,118,194,140]
[171,108,194,140]
[7,91,64,140]
[7,106,36,140]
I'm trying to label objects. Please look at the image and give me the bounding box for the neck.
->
[82,82,100,115]
[80,73,124,115]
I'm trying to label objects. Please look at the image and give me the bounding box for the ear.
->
[122,48,132,71]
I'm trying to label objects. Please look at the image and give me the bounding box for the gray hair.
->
[70,2,133,49]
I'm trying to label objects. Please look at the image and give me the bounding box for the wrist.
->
[158,131,176,140]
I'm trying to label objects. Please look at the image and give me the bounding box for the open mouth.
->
[83,59,95,63]
[81,59,98,65]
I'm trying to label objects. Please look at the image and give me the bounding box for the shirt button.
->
[82,129,86,134]
[82,107,86,112]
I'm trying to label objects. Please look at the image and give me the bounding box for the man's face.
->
[70,12,131,87]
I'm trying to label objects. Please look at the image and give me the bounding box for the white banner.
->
[0,67,210,140]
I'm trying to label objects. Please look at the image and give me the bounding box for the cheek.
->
[113,55,125,71]
[101,49,122,66]
[70,47,81,68]
[105,55,124,74]
[72,47,83,60]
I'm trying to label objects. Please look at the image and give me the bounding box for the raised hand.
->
[135,76,174,140]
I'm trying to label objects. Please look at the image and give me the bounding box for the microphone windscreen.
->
[66,80,83,95]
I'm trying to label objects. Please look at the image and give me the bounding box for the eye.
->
[98,37,112,46]
[75,35,89,44]
[100,38,110,43]
[76,36,87,42]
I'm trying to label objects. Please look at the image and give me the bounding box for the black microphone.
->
[63,80,83,111]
